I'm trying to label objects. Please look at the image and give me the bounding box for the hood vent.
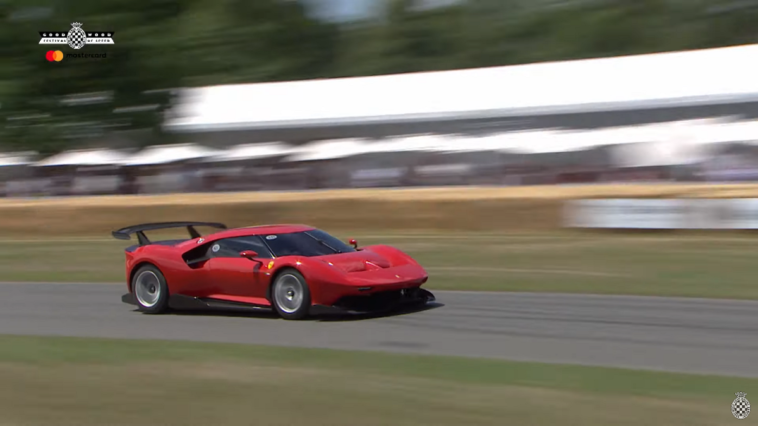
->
[323,256,390,273]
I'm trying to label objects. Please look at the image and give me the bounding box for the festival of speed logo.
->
[39,22,114,50]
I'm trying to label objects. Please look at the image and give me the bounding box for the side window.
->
[208,236,274,259]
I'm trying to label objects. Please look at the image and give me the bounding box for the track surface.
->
[2,283,758,377]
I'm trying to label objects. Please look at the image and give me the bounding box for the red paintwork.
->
[123,224,429,307]
[205,295,271,306]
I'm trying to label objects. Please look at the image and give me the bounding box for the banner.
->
[564,198,758,229]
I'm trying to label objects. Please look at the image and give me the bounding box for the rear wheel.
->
[132,264,169,314]
[271,269,311,320]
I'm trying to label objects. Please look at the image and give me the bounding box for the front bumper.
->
[322,287,435,314]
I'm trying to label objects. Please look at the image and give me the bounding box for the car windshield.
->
[262,230,356,257]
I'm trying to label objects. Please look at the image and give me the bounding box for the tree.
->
[2,0,757,154]
[0,0,339,153]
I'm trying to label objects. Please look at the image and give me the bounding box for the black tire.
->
[271,269,311,320]
[131,264,169,314]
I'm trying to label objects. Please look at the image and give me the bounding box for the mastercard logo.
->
[45,50,64,62]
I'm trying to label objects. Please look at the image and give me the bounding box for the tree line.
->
[1,0,756,153]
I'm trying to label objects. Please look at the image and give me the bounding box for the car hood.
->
[315,251,392,273]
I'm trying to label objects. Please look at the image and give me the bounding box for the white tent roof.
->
[35,149,128,167]
[480,119,741,156]
[442,135,517,153]
[0,151,36,167]
[606,120,725,167]
[123,144,221,166]
[686,119,758,145]
[610,141,712,168]
[285,139,370,162]
[491,130,569,154]
[365,135,456,154]
[165,44,758,132]
[205,142,294,162]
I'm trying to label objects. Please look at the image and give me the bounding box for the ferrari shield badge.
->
[732,392,750,420]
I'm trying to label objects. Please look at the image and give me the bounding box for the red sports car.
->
[113,222,435,320]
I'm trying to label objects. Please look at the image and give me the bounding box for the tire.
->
[131,264,169,314]
[271,269,311,320]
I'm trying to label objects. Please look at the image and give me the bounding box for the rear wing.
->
[111,222,227,246]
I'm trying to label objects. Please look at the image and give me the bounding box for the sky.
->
[298,0,463,22]
[298,0,382,22]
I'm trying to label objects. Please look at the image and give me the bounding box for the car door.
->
[204,236,273,299]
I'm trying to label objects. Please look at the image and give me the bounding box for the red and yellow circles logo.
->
[45,50,64,62]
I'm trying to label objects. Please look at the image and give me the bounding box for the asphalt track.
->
[1,283,758,377]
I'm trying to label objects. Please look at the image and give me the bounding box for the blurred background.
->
[4,3,758,426]
[2,0,758,196]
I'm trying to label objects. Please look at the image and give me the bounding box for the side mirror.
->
[240,250,259,260]
[349,239,358,249]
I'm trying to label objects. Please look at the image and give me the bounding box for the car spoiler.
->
[111,222,227,246]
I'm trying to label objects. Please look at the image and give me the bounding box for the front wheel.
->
[132,264,169,314]
[271,269,311,320]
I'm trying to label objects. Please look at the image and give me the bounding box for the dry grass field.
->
[4,184,758,237]
[5,183,758,208]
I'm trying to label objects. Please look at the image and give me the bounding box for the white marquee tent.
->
[284,139,372,162]
[34,149,129,167]
[123,144,221,166]
[25,118,758,173]
[0,151,36,167]
[205,142,295,162]
[165,44,758,133]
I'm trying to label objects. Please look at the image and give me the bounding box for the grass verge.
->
[3,232,758,300]
[0,334,752,426]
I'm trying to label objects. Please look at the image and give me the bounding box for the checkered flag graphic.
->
[67,22,86,49]
[732,392,751,420]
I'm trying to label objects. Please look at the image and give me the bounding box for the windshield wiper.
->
[306,232,341,253]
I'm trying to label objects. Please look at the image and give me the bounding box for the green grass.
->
[0,334,752,426]
[4,232,758,299]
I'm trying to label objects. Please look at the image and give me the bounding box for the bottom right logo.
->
[732,392,751,420]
